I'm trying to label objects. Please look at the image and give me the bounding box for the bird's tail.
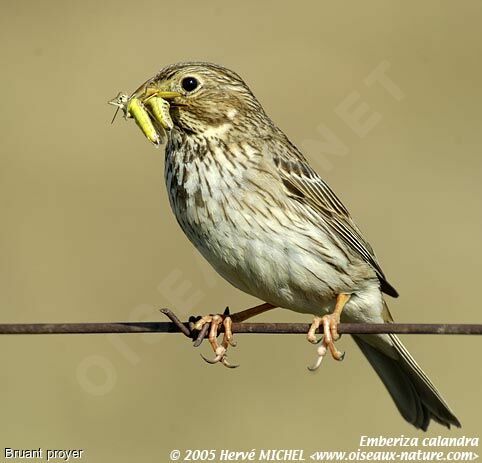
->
[352,333,461,430]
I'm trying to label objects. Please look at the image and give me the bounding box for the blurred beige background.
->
[0,0,480,461]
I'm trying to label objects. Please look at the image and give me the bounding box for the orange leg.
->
[307,293,351,371]
[194,303,276,368]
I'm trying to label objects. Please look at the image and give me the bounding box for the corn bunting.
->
[111,62,460,431]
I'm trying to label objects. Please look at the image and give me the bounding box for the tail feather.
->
[353,334,461,431]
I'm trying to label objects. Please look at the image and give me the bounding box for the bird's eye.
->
[181,76,199,92]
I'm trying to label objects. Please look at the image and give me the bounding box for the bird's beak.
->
[131,80,182,102]
[150,90,182,100]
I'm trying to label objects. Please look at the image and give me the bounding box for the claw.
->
[221,357,240,369]
[201,353,239,368]
[200,346,226,364]
[201,354,219,364]
[201,353,223,364]
[306,304,347,368]
[307,343,327,371]
[329,347,343,361]
[193,313,238,367]
[307,359,322,372]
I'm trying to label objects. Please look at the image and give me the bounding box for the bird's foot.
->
[307,313,345,371]
[193,310,238,369]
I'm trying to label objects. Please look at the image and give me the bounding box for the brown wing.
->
[272,142,399,298]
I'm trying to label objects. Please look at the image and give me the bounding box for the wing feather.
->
[272,142,399,297]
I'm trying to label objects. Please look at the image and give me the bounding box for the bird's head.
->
[131,62,271,138]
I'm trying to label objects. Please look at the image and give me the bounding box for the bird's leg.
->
[193,312,235,368]
[193,302,276,368]
[230,302,276,322]
[307,293,351,371]
[195,313,237,368]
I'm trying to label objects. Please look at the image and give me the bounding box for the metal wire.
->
[0,308,479,336]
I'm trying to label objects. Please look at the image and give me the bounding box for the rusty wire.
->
[0,309,479,346]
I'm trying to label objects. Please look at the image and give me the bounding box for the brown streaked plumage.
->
[122,62,460,430]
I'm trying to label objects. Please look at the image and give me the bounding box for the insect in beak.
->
[108,89,181,145]
[108,92,129,124]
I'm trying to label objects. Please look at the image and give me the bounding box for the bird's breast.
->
[165,139,279,254]
[163,137,369,313]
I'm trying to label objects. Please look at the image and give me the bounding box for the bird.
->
[114,61,461,431]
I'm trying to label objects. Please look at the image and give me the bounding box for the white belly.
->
[199,221,334,307]
[165,139,379,317]
[165,134,381,320]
